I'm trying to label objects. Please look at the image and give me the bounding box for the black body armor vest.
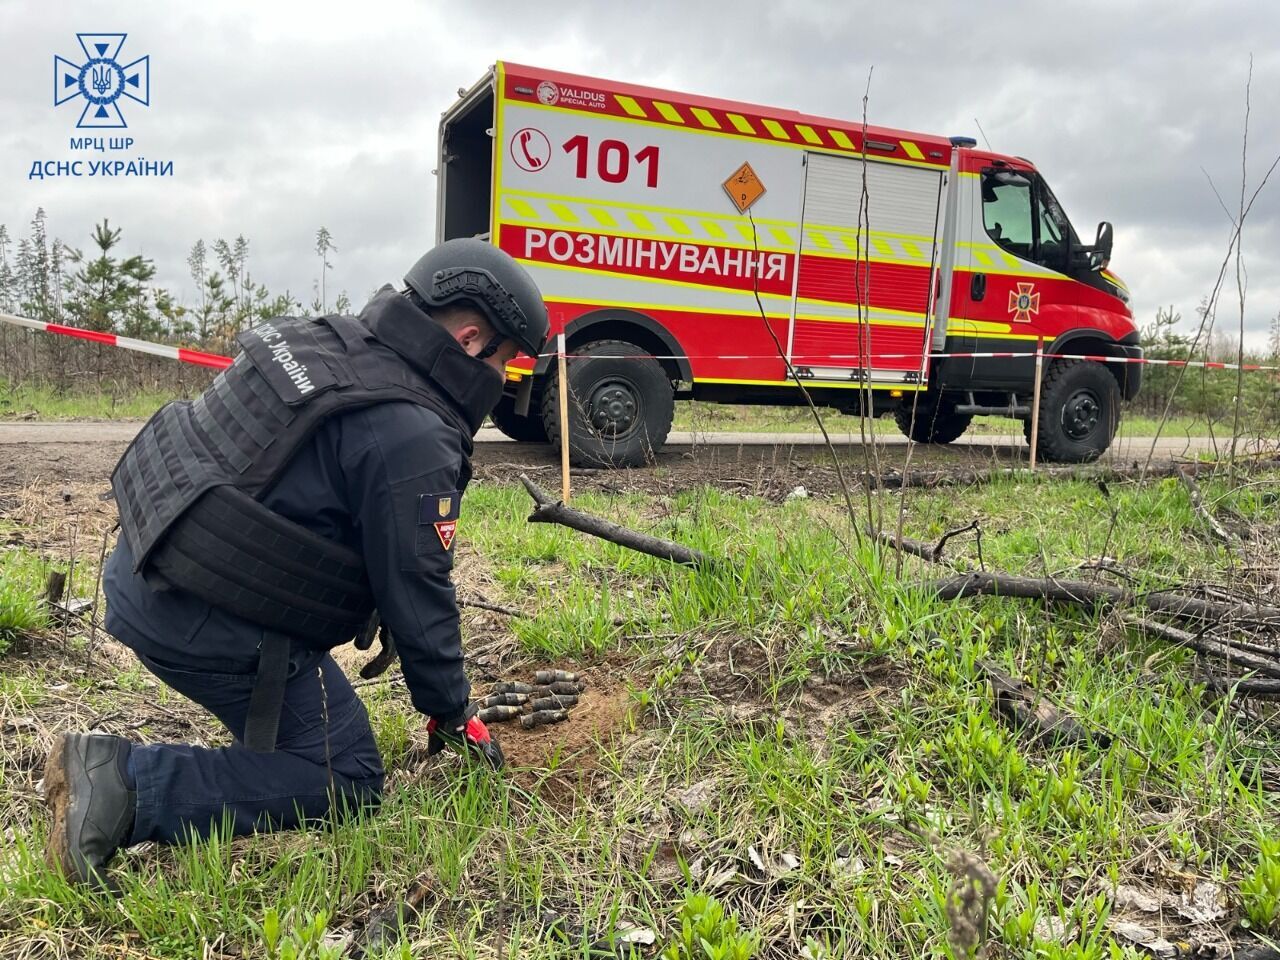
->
[111,290,503,647]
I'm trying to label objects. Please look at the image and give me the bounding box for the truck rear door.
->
[790,154,945,387]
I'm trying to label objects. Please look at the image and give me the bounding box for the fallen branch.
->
[460,596,525,618]
[932,571,1280,630]
[978,659,1107,747]
[1207,677,1280,699]
[1178,467,1234,543]
[520,474,712,569]
[874,521,977,569]
[1122,616,1280,680]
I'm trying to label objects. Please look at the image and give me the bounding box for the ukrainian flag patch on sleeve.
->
[418,491,461,551]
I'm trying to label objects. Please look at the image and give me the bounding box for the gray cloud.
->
[2,0,1277,345]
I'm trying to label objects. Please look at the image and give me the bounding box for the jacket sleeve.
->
[338,403,470,721]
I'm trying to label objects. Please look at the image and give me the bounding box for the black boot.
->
[44,732,136,886]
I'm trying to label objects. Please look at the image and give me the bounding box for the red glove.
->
[426,705,505,770]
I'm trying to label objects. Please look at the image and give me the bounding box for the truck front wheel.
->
[893,397,973,444]
[1029,359,1119,463]
[542,339,675,468]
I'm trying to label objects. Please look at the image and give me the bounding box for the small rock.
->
[1112,884,1167,913]
[615,923,655,946]
[786,485,809,500]
[1033,916,1070,941]
[1109,920,1178,957]
[1177,880,1226,925]
[669,779,716,815]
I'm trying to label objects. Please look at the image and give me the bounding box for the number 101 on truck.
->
[436,62,1140,466]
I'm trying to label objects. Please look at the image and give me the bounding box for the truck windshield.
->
[981,169,1077,272]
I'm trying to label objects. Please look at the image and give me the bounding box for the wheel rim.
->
[1060,388,1102,441]
[587,378,642,439]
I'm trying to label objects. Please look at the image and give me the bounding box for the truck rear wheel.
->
[1030,359,1119,463]
[489,394,548,443]
[542,339,674,468]
[893,397,973,444]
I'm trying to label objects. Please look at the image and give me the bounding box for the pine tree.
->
[187,239,209,340]
[0,225,15,313]
[213,235,250,330]
[315,226,335,314]
[64,219,157,334]
[16,209,57,322]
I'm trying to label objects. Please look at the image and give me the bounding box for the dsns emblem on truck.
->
[1008,283,1041,323]
[536,81,559,105]
[54,33,150,129]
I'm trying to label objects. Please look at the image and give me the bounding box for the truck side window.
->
[981,171,1034,260]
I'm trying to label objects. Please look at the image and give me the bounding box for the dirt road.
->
[0,420,1264,495]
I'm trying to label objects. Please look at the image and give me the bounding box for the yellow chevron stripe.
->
[588,207,617,228]
[727,113,756,134]
[505,197,538,219]
[664,215,694,236]
[761,118,790,140]
[829,130,855,150]
[547,202,579,223]
[901,140,925,161]
[807,229,833,249]
[653,101,685,124]
[795,124,823,145]
[614,95,647,118]
[690,107,721,129]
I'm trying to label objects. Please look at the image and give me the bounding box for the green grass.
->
[0,380,178,421]
[674,400,1252,440]
[3,469,1279,956]
[0,548,54,651]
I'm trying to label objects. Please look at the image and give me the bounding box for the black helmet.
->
[404,238,549,358]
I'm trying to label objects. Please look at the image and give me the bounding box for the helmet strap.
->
[474,332,507,361]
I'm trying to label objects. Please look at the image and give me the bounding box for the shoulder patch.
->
[419,491,461,552]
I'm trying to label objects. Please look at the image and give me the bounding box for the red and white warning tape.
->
[2,311,1277,373]
[0,312,232,370]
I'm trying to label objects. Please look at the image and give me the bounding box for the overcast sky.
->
[2,0,1278,346]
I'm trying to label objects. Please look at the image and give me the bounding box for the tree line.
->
[0,209,349,354]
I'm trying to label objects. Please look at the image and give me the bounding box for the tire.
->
[893,397,973,444]
[489,394,548,443]
[1031,359,1119,463]
[542,340,674,468]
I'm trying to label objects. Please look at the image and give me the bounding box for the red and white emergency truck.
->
[437,62,1141,466]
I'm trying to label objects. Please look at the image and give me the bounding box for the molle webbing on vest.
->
[148,485,372,644]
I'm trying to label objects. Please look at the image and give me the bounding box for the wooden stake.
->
[1028,337,1045,470]
[557,333,570,503]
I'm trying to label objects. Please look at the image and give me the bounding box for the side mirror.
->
[1091,221,1113,271]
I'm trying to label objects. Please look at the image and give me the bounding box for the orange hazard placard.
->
[722,162,766,213]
